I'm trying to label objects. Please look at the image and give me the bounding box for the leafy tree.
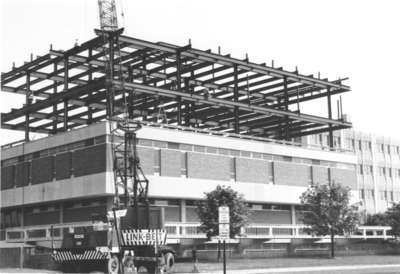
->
[196,185,250,239]
[300,182,359,257]
[386,203,400,238]
[364,213,389,226]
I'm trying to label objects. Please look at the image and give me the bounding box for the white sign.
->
[218,206,230,239]
[219,224,230,239]
[218,206,230,224]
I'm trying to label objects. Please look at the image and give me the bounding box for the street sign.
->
[218,224,230,239]
[218,206,230,239]
[218,206,230,224]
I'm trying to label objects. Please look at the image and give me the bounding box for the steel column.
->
[176,50,182,125]
[52,63,58,133]
[25,72,31,141]
[63,57,69,131]
[327,87,333,148]
[233,65,239,133]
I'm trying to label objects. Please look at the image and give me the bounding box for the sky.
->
[1,0,400,145]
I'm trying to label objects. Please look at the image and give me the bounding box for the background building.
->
[305,130,400,215]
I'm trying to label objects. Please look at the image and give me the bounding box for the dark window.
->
[167,142,179,150]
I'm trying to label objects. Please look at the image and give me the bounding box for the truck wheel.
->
[108,255,120,274]
[164,252,175,273]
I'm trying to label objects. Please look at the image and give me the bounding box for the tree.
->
[300,182,359,258]
[364,213,389,226]
[196,185,250,239]
[386,203,400,238]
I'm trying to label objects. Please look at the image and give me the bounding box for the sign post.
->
[218,206,230,274]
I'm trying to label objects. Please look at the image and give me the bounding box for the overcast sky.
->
[1,0,399,145]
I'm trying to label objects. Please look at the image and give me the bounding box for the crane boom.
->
[98,0,119,31]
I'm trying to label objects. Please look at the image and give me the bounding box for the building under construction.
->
[2,27,391,268]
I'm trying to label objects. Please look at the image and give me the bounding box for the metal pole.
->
[217,240,221,262]
[25,72,31,141]
[223,240,226,274]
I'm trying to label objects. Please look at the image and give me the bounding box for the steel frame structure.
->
[1,30,351,144]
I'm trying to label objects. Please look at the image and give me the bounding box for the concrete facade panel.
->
[236,158,268,183]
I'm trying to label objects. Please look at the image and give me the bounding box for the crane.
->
[51,1,176,273]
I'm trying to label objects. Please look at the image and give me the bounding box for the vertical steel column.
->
[63,57,69,131]
[141,54,147,120]
[88,48,93,124]
[25,72,31,141]
[184,78,190,125]
[327,87,333,148]
[107,34,115,118]
[233,65,239,134]
[176,50,182,125]
[52,63,58,133]
[283,76,290,140]
[128,65,134,118]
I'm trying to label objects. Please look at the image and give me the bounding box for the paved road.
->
[198,264,400,274]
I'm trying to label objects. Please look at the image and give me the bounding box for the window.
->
[358,140,362,150]
[389,168,393,178]
[387,145,391,155]
[360,189,365,200]
[359,165,364,175]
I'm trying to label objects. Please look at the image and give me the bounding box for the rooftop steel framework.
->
[1,30,351,145]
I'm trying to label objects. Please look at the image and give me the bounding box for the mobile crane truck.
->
[51,1,175,273]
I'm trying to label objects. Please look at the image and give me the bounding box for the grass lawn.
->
[173,255,400,273]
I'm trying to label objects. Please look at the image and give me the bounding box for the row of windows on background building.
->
[346,138,400,155]
[359,189,400,202]
[357,164,400,178]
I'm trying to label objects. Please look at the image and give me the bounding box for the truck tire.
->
[164,252,175,273]
[108,255,120,274]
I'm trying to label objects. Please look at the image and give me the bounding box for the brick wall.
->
[274,162,310,187]
[160,149,181,177]
[63,205,106,223]
[31,156,53,184]
[1,165,15,190]
[235,158,268,183]
[137,147,155,175]
[55,152,71,180]
[187,152,231,181]
[73,144,107,177]
[164,206,180,222]
[15,162,30,187]
[186,207,199,222]
[249,210,291,224]
[312,166,329,185]
[330,168,357,188]
[24,211,59,226]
